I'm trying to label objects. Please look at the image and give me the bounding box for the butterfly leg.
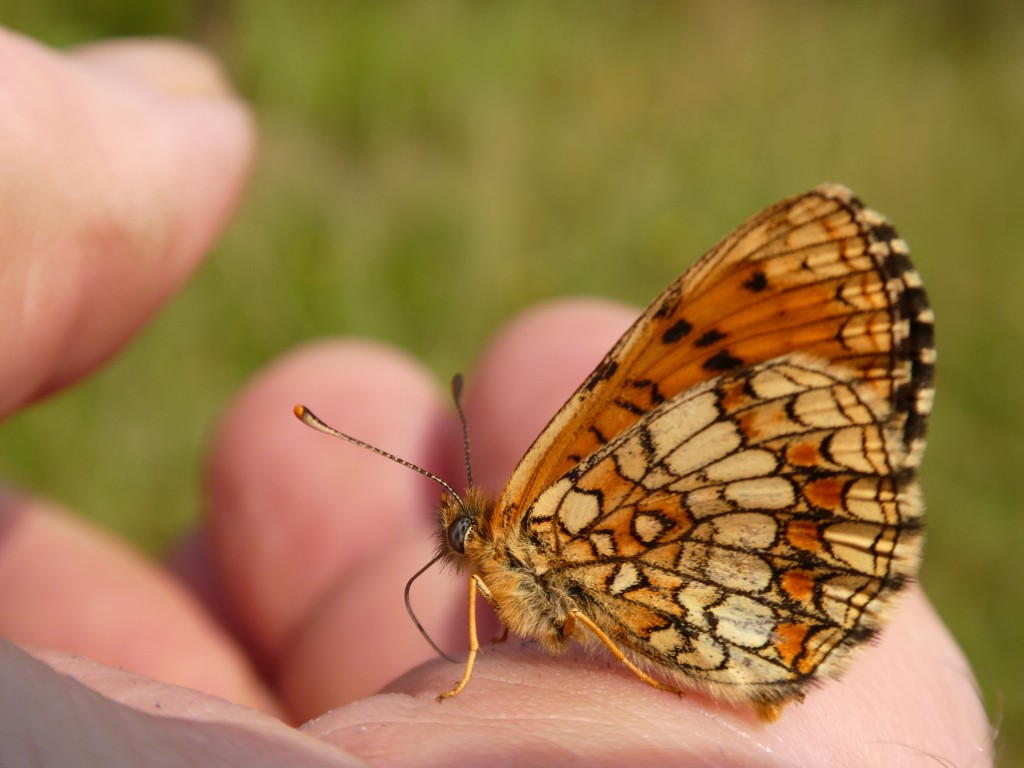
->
[754,701,785,722]
[567,609,682,696]
[439,574,485,700]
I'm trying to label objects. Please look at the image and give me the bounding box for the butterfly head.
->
[437,485,492,564]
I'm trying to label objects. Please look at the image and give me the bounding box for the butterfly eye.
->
[446,516,472,554]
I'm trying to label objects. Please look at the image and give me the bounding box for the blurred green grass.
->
[1,1,1020,762]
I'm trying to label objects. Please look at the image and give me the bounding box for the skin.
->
[0,28,994,767]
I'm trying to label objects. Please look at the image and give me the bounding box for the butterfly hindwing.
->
[519,353,922,706]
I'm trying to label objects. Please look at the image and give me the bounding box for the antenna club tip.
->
[293,404,307,419]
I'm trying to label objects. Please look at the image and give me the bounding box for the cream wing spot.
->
[609,562,642,595]
[724,476,796,510]
[680,485,732,516]
[648,625,685,656]
[704,448,778,482]
[747,366,806,399]
[673,633,728,670]
[827,426,886,474]
[664,420,742,478]
[675,584,718,631]
[724,648,794,686]
[711,512,779,549]
[792,388,860,429]
[820,577,878,625]
[561,488,603,535]
[771,359,835,390]
[706,549,774,592]
[649,390,720,456]
[614,432,651,483]
[634,513,667,543]
[711,595,774,649]
[530,477,573,523]
[590,531,617,556]
[640,464,678,491]
[845,479,898,523]
[824,522,890,574]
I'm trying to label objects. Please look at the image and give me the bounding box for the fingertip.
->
[0,493,271,712]
[0,30,255,411]
[275,526,463,722]
[67,37,257,248]
[206,340,452,664]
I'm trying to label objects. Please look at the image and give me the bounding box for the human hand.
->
[0,28,992,767]
[222,302,992,766]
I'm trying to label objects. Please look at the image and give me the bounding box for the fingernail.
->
[69,38,239,101]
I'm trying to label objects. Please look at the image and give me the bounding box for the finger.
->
[0,490,275,714]
[0,31,254,416]
[204,340,466,720]
[0,641,361,767]
[302,588,992,767]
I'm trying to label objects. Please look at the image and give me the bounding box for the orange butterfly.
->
[296,184,934,721]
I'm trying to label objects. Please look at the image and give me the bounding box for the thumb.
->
[0,30,254,417]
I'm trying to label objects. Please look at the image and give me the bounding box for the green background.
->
[1,2,1019,763]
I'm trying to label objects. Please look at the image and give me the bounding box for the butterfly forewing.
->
[493,185,934,523]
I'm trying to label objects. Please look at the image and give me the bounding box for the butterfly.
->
[296,183,934,721]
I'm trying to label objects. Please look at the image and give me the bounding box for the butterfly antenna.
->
[294,404,463,663]
[293,405,463,503]
[451,374,474,488]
